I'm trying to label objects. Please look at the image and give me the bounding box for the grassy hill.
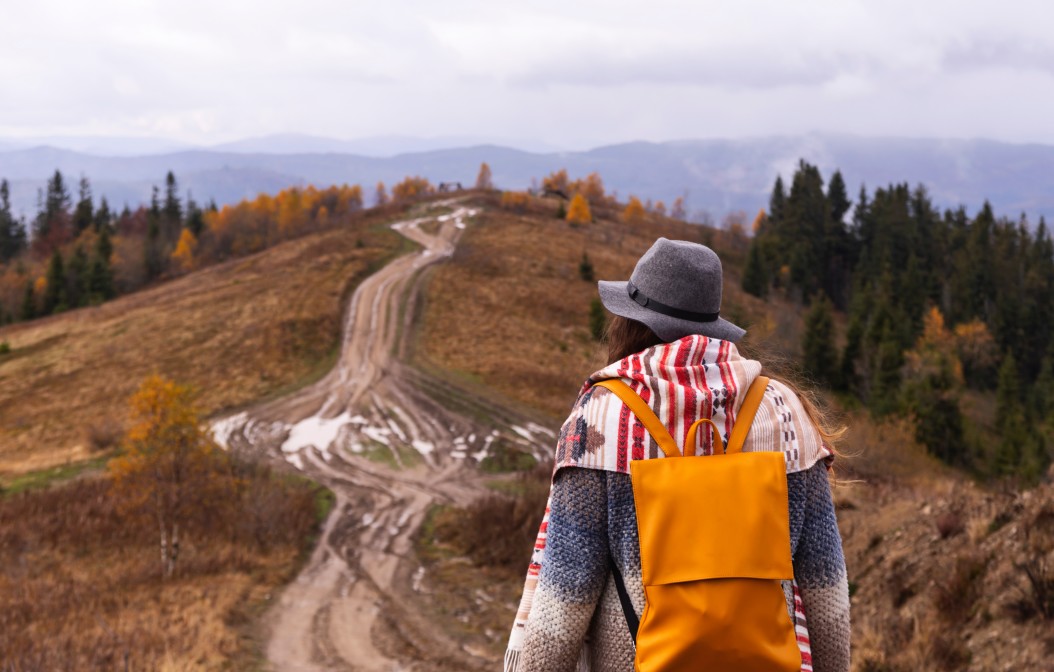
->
[0,204,414,478]
[1,189,1051,670]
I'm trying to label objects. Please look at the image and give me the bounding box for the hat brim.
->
[598,280,746,343]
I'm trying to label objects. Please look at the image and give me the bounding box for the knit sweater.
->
[505,336,851,672]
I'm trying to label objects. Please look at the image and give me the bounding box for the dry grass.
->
[414,461,552,661]
[0,207,411,477]
[417,192,778,420]
[0,464,323,671]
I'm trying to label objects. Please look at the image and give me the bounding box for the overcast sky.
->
[1,0,1052,150]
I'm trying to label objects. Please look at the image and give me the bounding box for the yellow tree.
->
[171,229,198,272]
[475,162,494,190]
[375,181,388,206]
[109,375,230,579]
[654,201,667,216]
[623,196,645,224]
[566,194,592,225]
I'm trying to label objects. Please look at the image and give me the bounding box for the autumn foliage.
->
[2,385,323,669]
[109,376,231,578]
[500,191,530,213]
[566,194,592,225]
[0,174,373,323]
[623,196,646,224]
[391,176,434,202]
[476,162,494,191]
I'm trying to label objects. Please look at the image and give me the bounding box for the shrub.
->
[936,511,965,539]
[434,461,551,572]
[500,191,529,213]
[934,554,988,623]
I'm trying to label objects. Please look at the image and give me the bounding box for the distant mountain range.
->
[2,133,1052,224]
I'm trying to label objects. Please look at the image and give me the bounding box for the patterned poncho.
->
[505,335,850,672]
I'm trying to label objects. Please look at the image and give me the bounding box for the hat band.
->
[627,281,719,323]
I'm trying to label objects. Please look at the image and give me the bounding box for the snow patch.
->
[510,425,533,441]
[210,412,247,449]
[411,439,435,455]
[362,426,392,446]
[281,410,352,454]
[285,453,304,470]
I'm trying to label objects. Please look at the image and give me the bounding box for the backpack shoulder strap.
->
[725,376,770,455]
[593,379,681,458]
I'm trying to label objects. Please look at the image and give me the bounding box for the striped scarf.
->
[506,335,829,671]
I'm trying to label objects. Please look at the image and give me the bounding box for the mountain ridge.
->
[3,134,1053,223]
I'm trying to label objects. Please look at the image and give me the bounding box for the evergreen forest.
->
[744,161,1054,483]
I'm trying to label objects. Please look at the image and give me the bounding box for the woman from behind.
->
[505,237,850,671]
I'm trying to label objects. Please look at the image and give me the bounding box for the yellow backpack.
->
[593,375,800,672]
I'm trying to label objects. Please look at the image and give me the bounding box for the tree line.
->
[745,160,1054,483]
[0,171,452,325]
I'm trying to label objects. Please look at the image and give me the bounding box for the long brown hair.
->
[605,315,665,365]
[603,315,845,454]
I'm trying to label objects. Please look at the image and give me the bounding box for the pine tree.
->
[769,176,787,224]
[72,176,93,234]
[20,279,36,320]
[869,325,903,417]
[579,252,594,282]
[802,297,837,387]
[33,170,72,255]
[589,298,606,341]
[993,352,1031,477]
[827,170,851,224]
[89,225,115,302]
[66,244,89,308]
[162,171,182,235]
[43,250,67,314]
[995,353,1021,433]
[1033,351,1054,418]
[0,179,27,262]
[184,194,204,238]
[94,196,112,233]
[145,186,164,281]
[742,238,768,298]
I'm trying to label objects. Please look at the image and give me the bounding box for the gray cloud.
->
[1,0,1053,148]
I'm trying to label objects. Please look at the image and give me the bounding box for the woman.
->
[505,238,850,671]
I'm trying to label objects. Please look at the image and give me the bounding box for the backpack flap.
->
[630,451,792,586]
[630,452,799,672]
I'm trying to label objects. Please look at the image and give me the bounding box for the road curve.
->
[212,200,553,671]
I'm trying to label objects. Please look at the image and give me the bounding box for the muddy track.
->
[212,200,553,671]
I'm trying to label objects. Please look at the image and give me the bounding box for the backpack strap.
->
[726,376,770,455]
[593,379,682,458]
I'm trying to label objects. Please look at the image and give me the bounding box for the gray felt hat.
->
[597,237,746,343]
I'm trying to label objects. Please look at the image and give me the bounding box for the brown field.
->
[0,463,326,671]
[415,192,782,420]
[0,204,416,478]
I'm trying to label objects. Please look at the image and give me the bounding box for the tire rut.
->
[211,200,554,671]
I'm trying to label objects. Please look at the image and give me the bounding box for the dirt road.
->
[212,201,553,671]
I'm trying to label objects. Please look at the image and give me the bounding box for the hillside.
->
[412,192,1054,670]
[0,203,412,476]
[1,189,1051,670]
